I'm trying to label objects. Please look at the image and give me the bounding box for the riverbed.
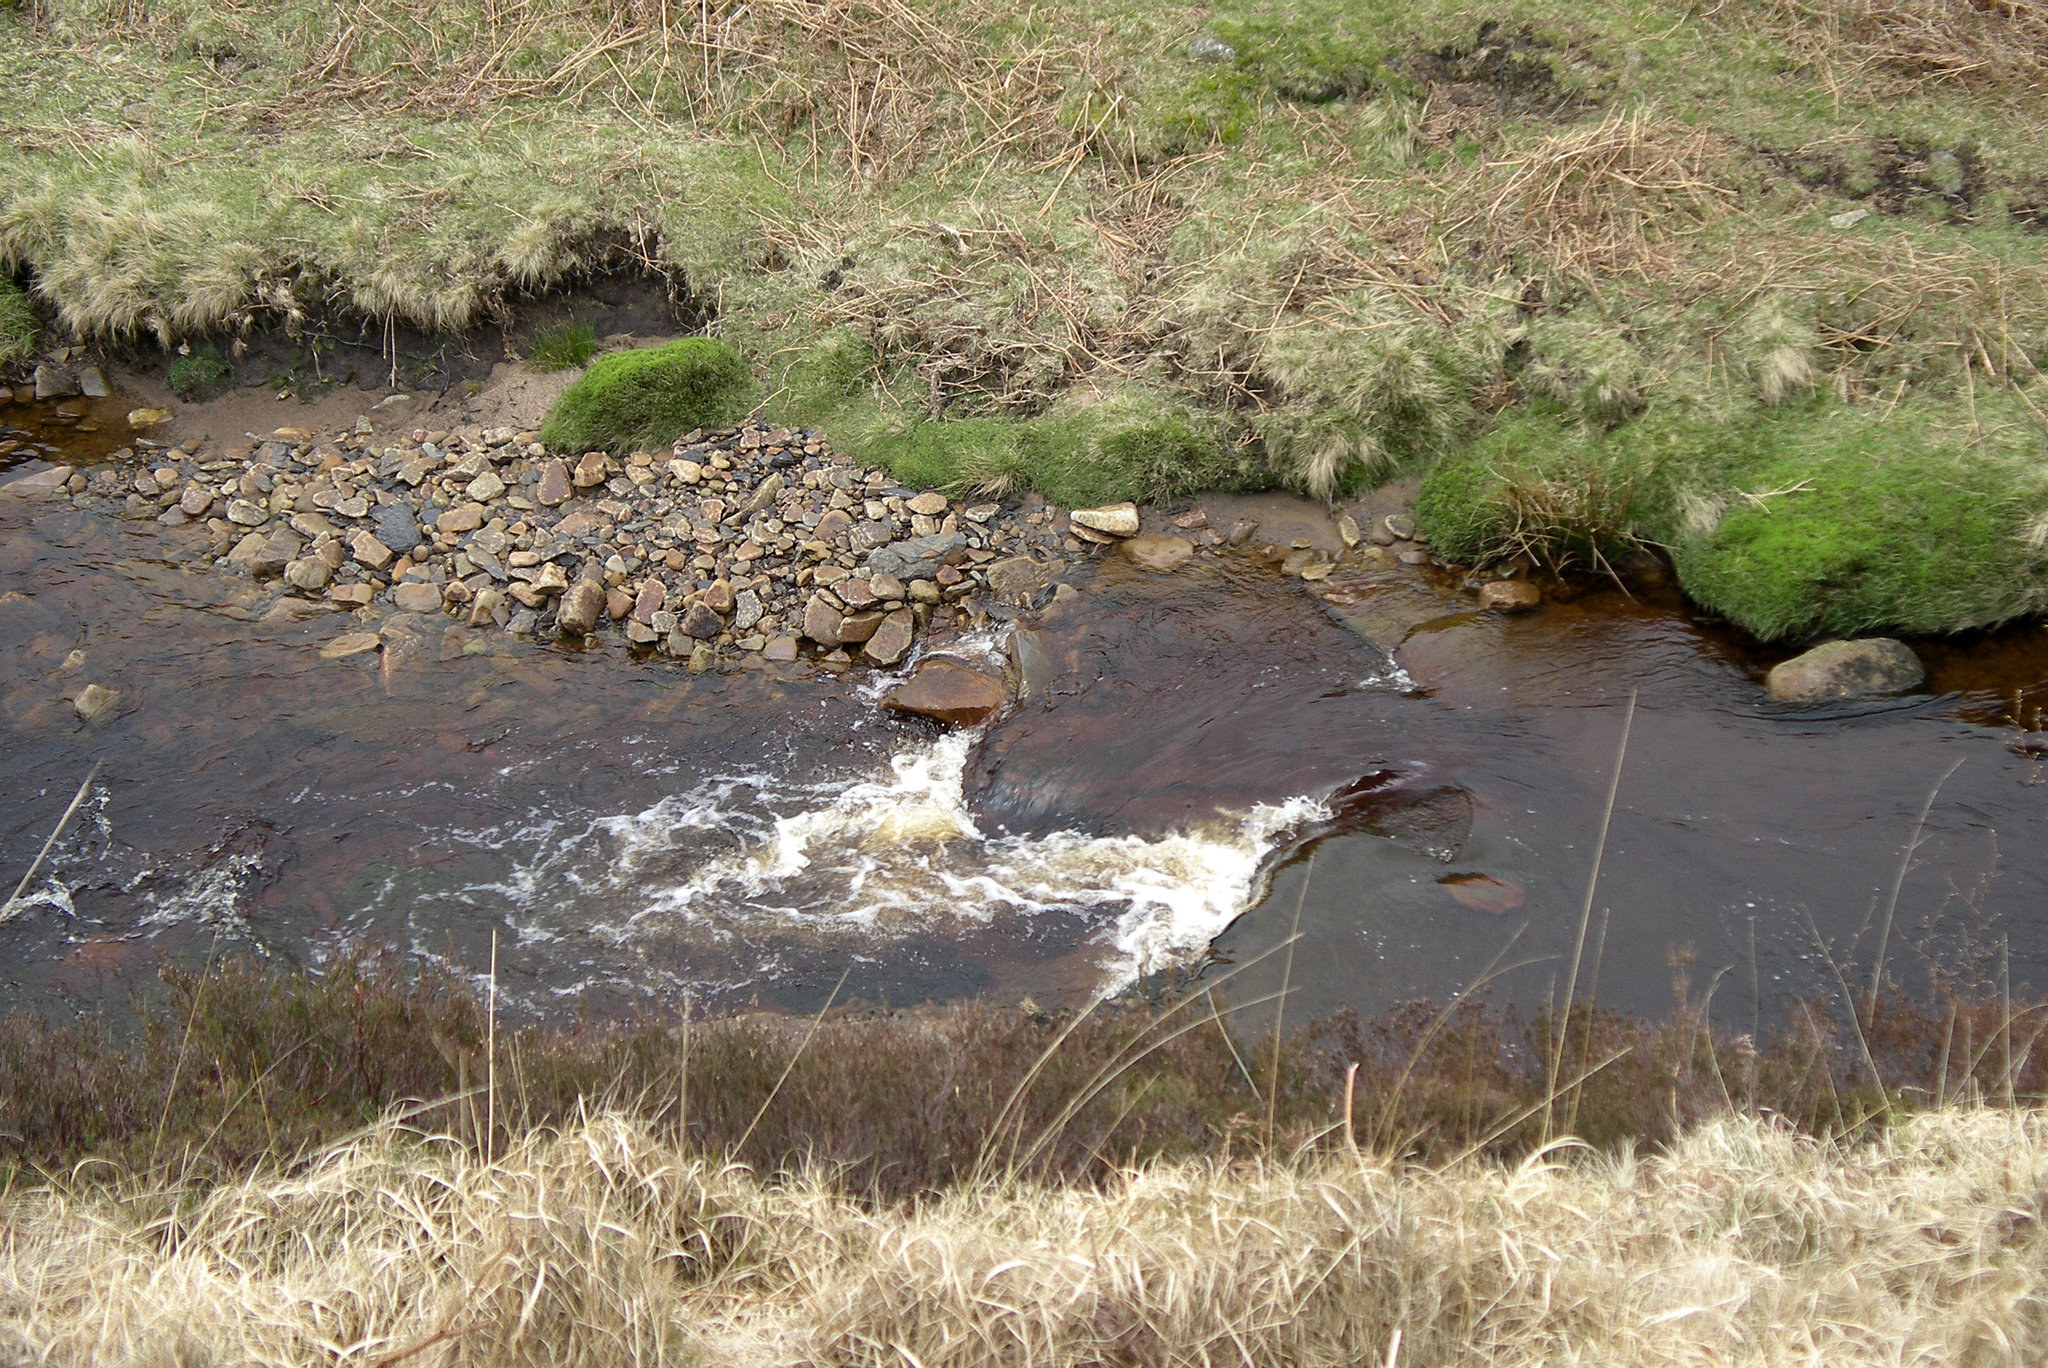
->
[3,389,2045,1029]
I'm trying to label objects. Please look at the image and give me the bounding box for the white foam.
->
[445,733,1327,991]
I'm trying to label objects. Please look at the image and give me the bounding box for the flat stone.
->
[556,578,607,635]
[332,495,370,519]
[320,631,384,660]
[802,592,844,647]
[328,584,376,608]
[73,366,109,399]
[838,610,885,645]
[907,491,949,516]
[436,504,485,534]
[763,635,800,663]
[1123,534,1193,573]
[466,470,507,502]
[128,407,173,429]
[373,505,422,553]
[733,589,764,631]
[1766,639,1926,703]
[1336,513,1362,549]
[393,582,444,613]
[1070,502,1139,537]
[351,530,395,571]
[226,499,270,527]
[180,485,214,516]
[574,451,610,487]
[536,459,573,506]
[884,659,1007,727]
[1384,513,1416,540]
[861,608,916,666]
[633,579,667,624]
[32,364,78,400]
[867,531,966,581]
[1477,580,1542,613]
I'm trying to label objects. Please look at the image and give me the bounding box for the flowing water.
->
[3,400,2046,1027]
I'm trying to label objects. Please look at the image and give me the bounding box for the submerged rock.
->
[1123,534,1193,573]
[885,659,1007,727]
[1766,639,1925,702]
[1477,580,1541,613]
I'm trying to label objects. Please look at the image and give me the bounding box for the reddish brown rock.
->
[607,587,635,621]
[574,451,610,488]
[861,608,916,666]
[537,459,573,506]
[884,659,1007,728]
[633,579,667,624]
[802,592,844,647]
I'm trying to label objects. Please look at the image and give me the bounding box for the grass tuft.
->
[524,318,596,372]
[164,343,236,401]
[0,277,33,367]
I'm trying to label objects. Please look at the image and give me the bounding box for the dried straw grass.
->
[1474,110,1736,277]
[1755,0,2048,96]
[4,1107,2047,1366]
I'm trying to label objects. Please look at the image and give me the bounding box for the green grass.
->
[5,0,2048,632]
[524,318,596,372]
[539,337,757,454]
[164,342,235,400]
[0,277,32,366]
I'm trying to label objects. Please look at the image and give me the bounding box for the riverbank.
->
[6,0,2048,642]
[5,954,2048,1365]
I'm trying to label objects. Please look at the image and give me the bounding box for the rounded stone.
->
[1766,639,1926,703]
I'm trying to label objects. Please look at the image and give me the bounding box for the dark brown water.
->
[5,410,2046,1027]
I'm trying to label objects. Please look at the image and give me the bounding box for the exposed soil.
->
[1761,135,1992,224]
[1405,22,1593,112]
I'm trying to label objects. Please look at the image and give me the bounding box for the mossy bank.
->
[6,0,2048,638]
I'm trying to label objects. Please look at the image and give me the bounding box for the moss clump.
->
[830,387,1253,509]
[540,338,757,455]
[1669,396,2048,640]
[1421,395,2048,640]
[0,278,33,367]
[165,343,236,401]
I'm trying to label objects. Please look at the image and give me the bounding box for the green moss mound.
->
[1670,398,2048,640]
[1420,396,2048,640]
[0,278,33,368]
[539,339,757,455]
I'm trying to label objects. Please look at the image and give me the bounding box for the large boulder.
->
[1766,639,1925,702]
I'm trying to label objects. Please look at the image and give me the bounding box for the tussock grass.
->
[0,277,34,367]
[6,1106,2048,1365]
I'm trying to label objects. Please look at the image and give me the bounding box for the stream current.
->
[4,408,2046,1027]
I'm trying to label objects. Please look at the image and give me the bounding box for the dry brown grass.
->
[1757,0,2048,96]
[1475,110,1737,276]
[5,1106,2047,1366]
